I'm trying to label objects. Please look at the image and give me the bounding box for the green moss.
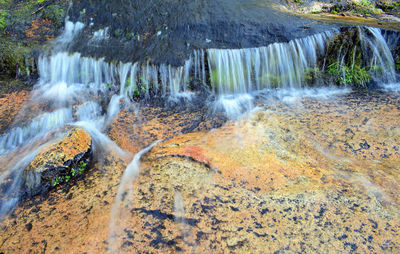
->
[304,67,323,86]
[377,1,400,11]
[395,59,400,71]
[312,10,323,14]
[211,69,238,91]
[41,4,65,27]
[0,10,7,32]
[0,37,37,76]
[352,0,383,16]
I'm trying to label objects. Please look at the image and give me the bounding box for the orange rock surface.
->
[0,92,399,253]
[26,127,91,173]
[0,90,30,134]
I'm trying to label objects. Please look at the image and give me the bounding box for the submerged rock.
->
[23,127,91,195]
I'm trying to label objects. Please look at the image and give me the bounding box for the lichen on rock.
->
[24,127,92,195]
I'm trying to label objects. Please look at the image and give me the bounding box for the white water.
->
[174,192,194,245]
[0,149,38,218]
[108,140,161,253]
[204,31,336,94]
[0,108,73,156]
[361,27,397,83]
[0,20,399,221]
[0,21,128,219]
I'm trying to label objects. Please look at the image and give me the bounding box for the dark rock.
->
[67,0,336,66]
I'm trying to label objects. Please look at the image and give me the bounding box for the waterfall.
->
[0,108,73,156]
[204,31,336,94]
[0,18,399,220]
[37,52,195,100]
[0,21,128,219]
[360,27,397,84]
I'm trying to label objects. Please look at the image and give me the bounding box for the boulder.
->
[24,127,92,195]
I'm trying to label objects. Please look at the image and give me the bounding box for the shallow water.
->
[1,91,399,252]
[0,3,399,252]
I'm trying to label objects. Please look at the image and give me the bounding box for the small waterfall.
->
[54,20,85,47]
[205,31,336,94]
[0,21,130,219]
[38,52,195,100]
[0,108,73,156]
[360,27,397,84]
[108,140,161,253]
[0,149,38,219]
[1,18,399,220]
[0,130,65,219]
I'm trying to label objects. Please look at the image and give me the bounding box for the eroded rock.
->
[24,127,92,195]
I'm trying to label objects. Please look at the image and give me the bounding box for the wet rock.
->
[23,127,92,195]
[0,92,399,253]
[67,0,335,65]
[0,90,30,134]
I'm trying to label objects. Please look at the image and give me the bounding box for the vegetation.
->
[105,82,114,90]
[328,0,385,17]
[41,4,65,27]
[304,67,323,86]
[352,0,383,16]
[0,10,7,32]
[0,0,68,77]
[0,37,36,76]
[52,160,88,187]
[327,62,370,88]
[376,1,400,11]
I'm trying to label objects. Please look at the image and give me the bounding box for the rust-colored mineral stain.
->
[182,145,209,164]
[0,90,30,133]
[23,19,54,41]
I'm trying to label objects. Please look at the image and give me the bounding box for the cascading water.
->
[0,17,399,225]
[360,27,397,84]
[201,31,340,118]
[205,31,336,94]
[173,191,196,249]
[108,140,161,253]
[0,21,129,219]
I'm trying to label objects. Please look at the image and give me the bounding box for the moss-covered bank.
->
[0,0,68,79]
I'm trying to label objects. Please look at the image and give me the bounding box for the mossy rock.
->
[320,27,378,88]
[328,0,383,17]
[394,39,400,71]
[0,37,38,77]
[0,0,69,77]
[324,27,363,68]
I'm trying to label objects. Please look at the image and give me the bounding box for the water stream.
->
[0,15,399,252]
[108,140,161,253]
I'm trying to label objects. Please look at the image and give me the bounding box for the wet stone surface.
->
[0,90,30,135]
[107,103,227,154]
[24,127,92,196]
[68,0,336,65]
[0,91,399,253]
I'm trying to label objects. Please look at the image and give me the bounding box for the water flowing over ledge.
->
[37,22,398,102]
[0,19,399,219]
